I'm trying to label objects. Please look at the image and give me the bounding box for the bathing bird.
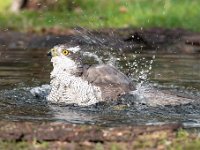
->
[47,44,135,106]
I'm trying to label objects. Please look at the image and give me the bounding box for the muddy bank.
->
[2,121,199,150]
[0,28,200,53]
[0,121,180,142]
[0,121,181,149]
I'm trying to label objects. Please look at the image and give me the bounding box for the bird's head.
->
[48,44,83,69]
[48,44,81,58]
[48,44,102,67]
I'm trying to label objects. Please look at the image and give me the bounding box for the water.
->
[0,47,200,127]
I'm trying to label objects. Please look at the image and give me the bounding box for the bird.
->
[47,44,135,106]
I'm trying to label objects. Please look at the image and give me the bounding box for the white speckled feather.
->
[47,56,103,106]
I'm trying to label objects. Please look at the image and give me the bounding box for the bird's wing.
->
[82,64,135,90]
[82,64,136,100]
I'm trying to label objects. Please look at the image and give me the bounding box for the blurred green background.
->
[0,0,200,32]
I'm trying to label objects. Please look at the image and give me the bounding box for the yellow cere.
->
[51,48,58,57]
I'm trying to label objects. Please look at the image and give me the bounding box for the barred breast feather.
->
[47,68,103,106]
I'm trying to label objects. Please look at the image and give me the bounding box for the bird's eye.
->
[62,49,69,55]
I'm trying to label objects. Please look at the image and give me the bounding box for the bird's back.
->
[82,64,135,100]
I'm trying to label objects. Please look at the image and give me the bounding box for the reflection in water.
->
[0,47,200,127]
[0,48,51,89]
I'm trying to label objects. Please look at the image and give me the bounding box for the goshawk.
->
[47,44,135,106]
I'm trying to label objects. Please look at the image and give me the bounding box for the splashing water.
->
[82,51,103,64]
[136,55,156,89]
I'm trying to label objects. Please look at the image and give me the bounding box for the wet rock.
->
[182,35,200,53]
[123,28,187,51]
[0,31,34,50]
[28,35,73,49]
[0,28,200,53]
[184,35,200,46]
[172,42,200,53]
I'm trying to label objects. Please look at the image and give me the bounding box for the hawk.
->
[46,44,135,106]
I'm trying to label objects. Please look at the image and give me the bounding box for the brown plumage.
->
[82,64,135,100]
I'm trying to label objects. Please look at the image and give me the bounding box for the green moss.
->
[95,143,104,150]
[168,129,200,150]
[0,140,49,150]
[177,128,189,138]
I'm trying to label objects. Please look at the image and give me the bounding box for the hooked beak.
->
[47,51,52,58]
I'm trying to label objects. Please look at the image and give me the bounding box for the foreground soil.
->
[1,121,200,150]
[0,27,200,53]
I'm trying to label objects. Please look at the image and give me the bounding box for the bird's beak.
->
[47,51,52,58]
